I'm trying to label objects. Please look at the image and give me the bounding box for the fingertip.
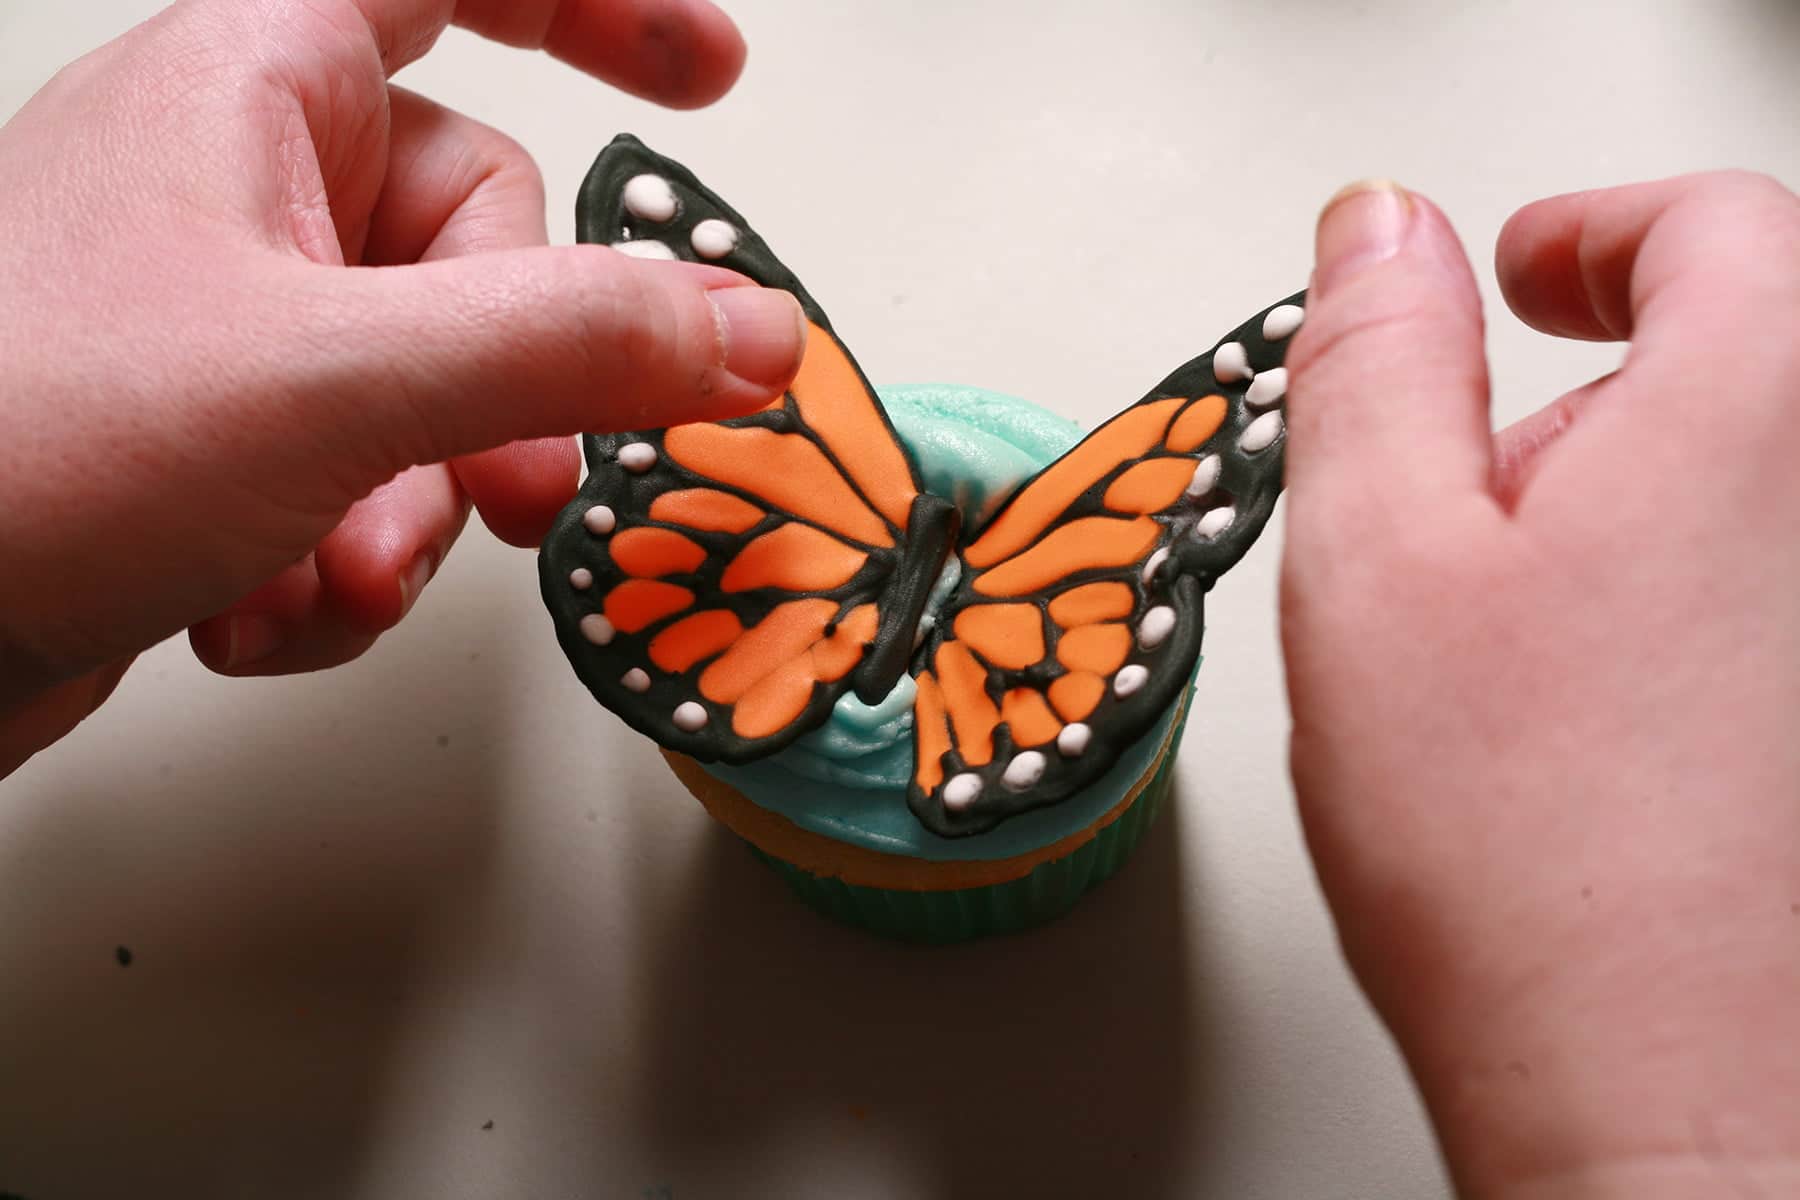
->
[1493,202,1537,314]
[1306,182,1481,314]
[191,610,380,677]
[589,260,805,426]
[1494,191,1622,342]
[188,558,394,678]
[188,614,233,673]
[314,537,412,637]
[1312,179,1415,299]
[317,542,461,637]
[453,436,581,548]
[537,0,749,110]
[706,284,807,398]
[187,564,315,676]
[653,1,747,108]
[314,465,469,635]
[191,612,288,675]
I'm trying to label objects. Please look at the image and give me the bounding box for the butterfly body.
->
[856,492,959,704]
[542,135,1300,838]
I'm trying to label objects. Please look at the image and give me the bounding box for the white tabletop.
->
[4,2,1796,1196]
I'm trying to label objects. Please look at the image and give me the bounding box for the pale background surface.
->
[3,2,1797,1197]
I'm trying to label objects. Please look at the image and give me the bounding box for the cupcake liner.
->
[740,706,1189,943]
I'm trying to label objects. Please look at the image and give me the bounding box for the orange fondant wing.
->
[907,294,1301,836]
[541,136,955,761]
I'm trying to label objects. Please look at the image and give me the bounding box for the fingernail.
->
[707,287,807,389]
[397,553,434,618]
[1314,179,1414,296]
[225,614,283,669]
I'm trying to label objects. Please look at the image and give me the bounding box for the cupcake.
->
[540,136,1297,941]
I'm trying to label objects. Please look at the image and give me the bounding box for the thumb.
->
[1284,180,1495,535]
[268,246,807,484]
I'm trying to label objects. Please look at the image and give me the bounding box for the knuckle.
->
[467,123,545,198]
[1685,169,1800,236]
[1682,171,1800,305]
[618,272,691,418]
[531,249,611,381]
[555,250,684,427]
[1703,168,1794,207]
[39,42,121,100]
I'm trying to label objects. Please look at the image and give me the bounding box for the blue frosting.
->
[696,384,1194,862]
[706,676,1192,862]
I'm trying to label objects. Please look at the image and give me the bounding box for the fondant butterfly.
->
[541,134,1301,837]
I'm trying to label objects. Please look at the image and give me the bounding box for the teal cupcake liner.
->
[741,709,1188,943]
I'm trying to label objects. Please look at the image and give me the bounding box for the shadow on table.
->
[0,648,512,1200]
[622,784,1222,1199]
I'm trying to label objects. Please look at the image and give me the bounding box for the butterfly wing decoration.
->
[541,135,957,763]
[907,301,1295,835]
[540,135,1302,836]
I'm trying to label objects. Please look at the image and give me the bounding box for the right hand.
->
[1281,172,1800,1197]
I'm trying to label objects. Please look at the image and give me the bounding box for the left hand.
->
[0,0,808,776]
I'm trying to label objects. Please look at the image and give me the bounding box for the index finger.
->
[1496,172,1800,346]
[351,0,747,108]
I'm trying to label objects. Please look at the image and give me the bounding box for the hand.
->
[1281,173,1800,1197]
[0,0,807,776]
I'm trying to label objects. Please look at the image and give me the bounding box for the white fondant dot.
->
[621,668,651,693]
[622,173,678,223]
[579,613,615,645]
[1114,664,1150,697]
[569,567,594,590]
[1057,723,1092,758]
[672,701,709,732]
[1262,304,1305,341]
[1213,342,1253,383]
[1240,411,1285,453]
[1141,546,1171,585]
[1246,367,1289,409]
[1185,455,1222,497]
[1138,605,1177,650]
[583,505,616,535]
[1195,506,1237,540]
[1002,751,1048,792]
[611,239,676,261]
[690,219,739,259]
[618,442,658,472]
[943,772,984,812]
